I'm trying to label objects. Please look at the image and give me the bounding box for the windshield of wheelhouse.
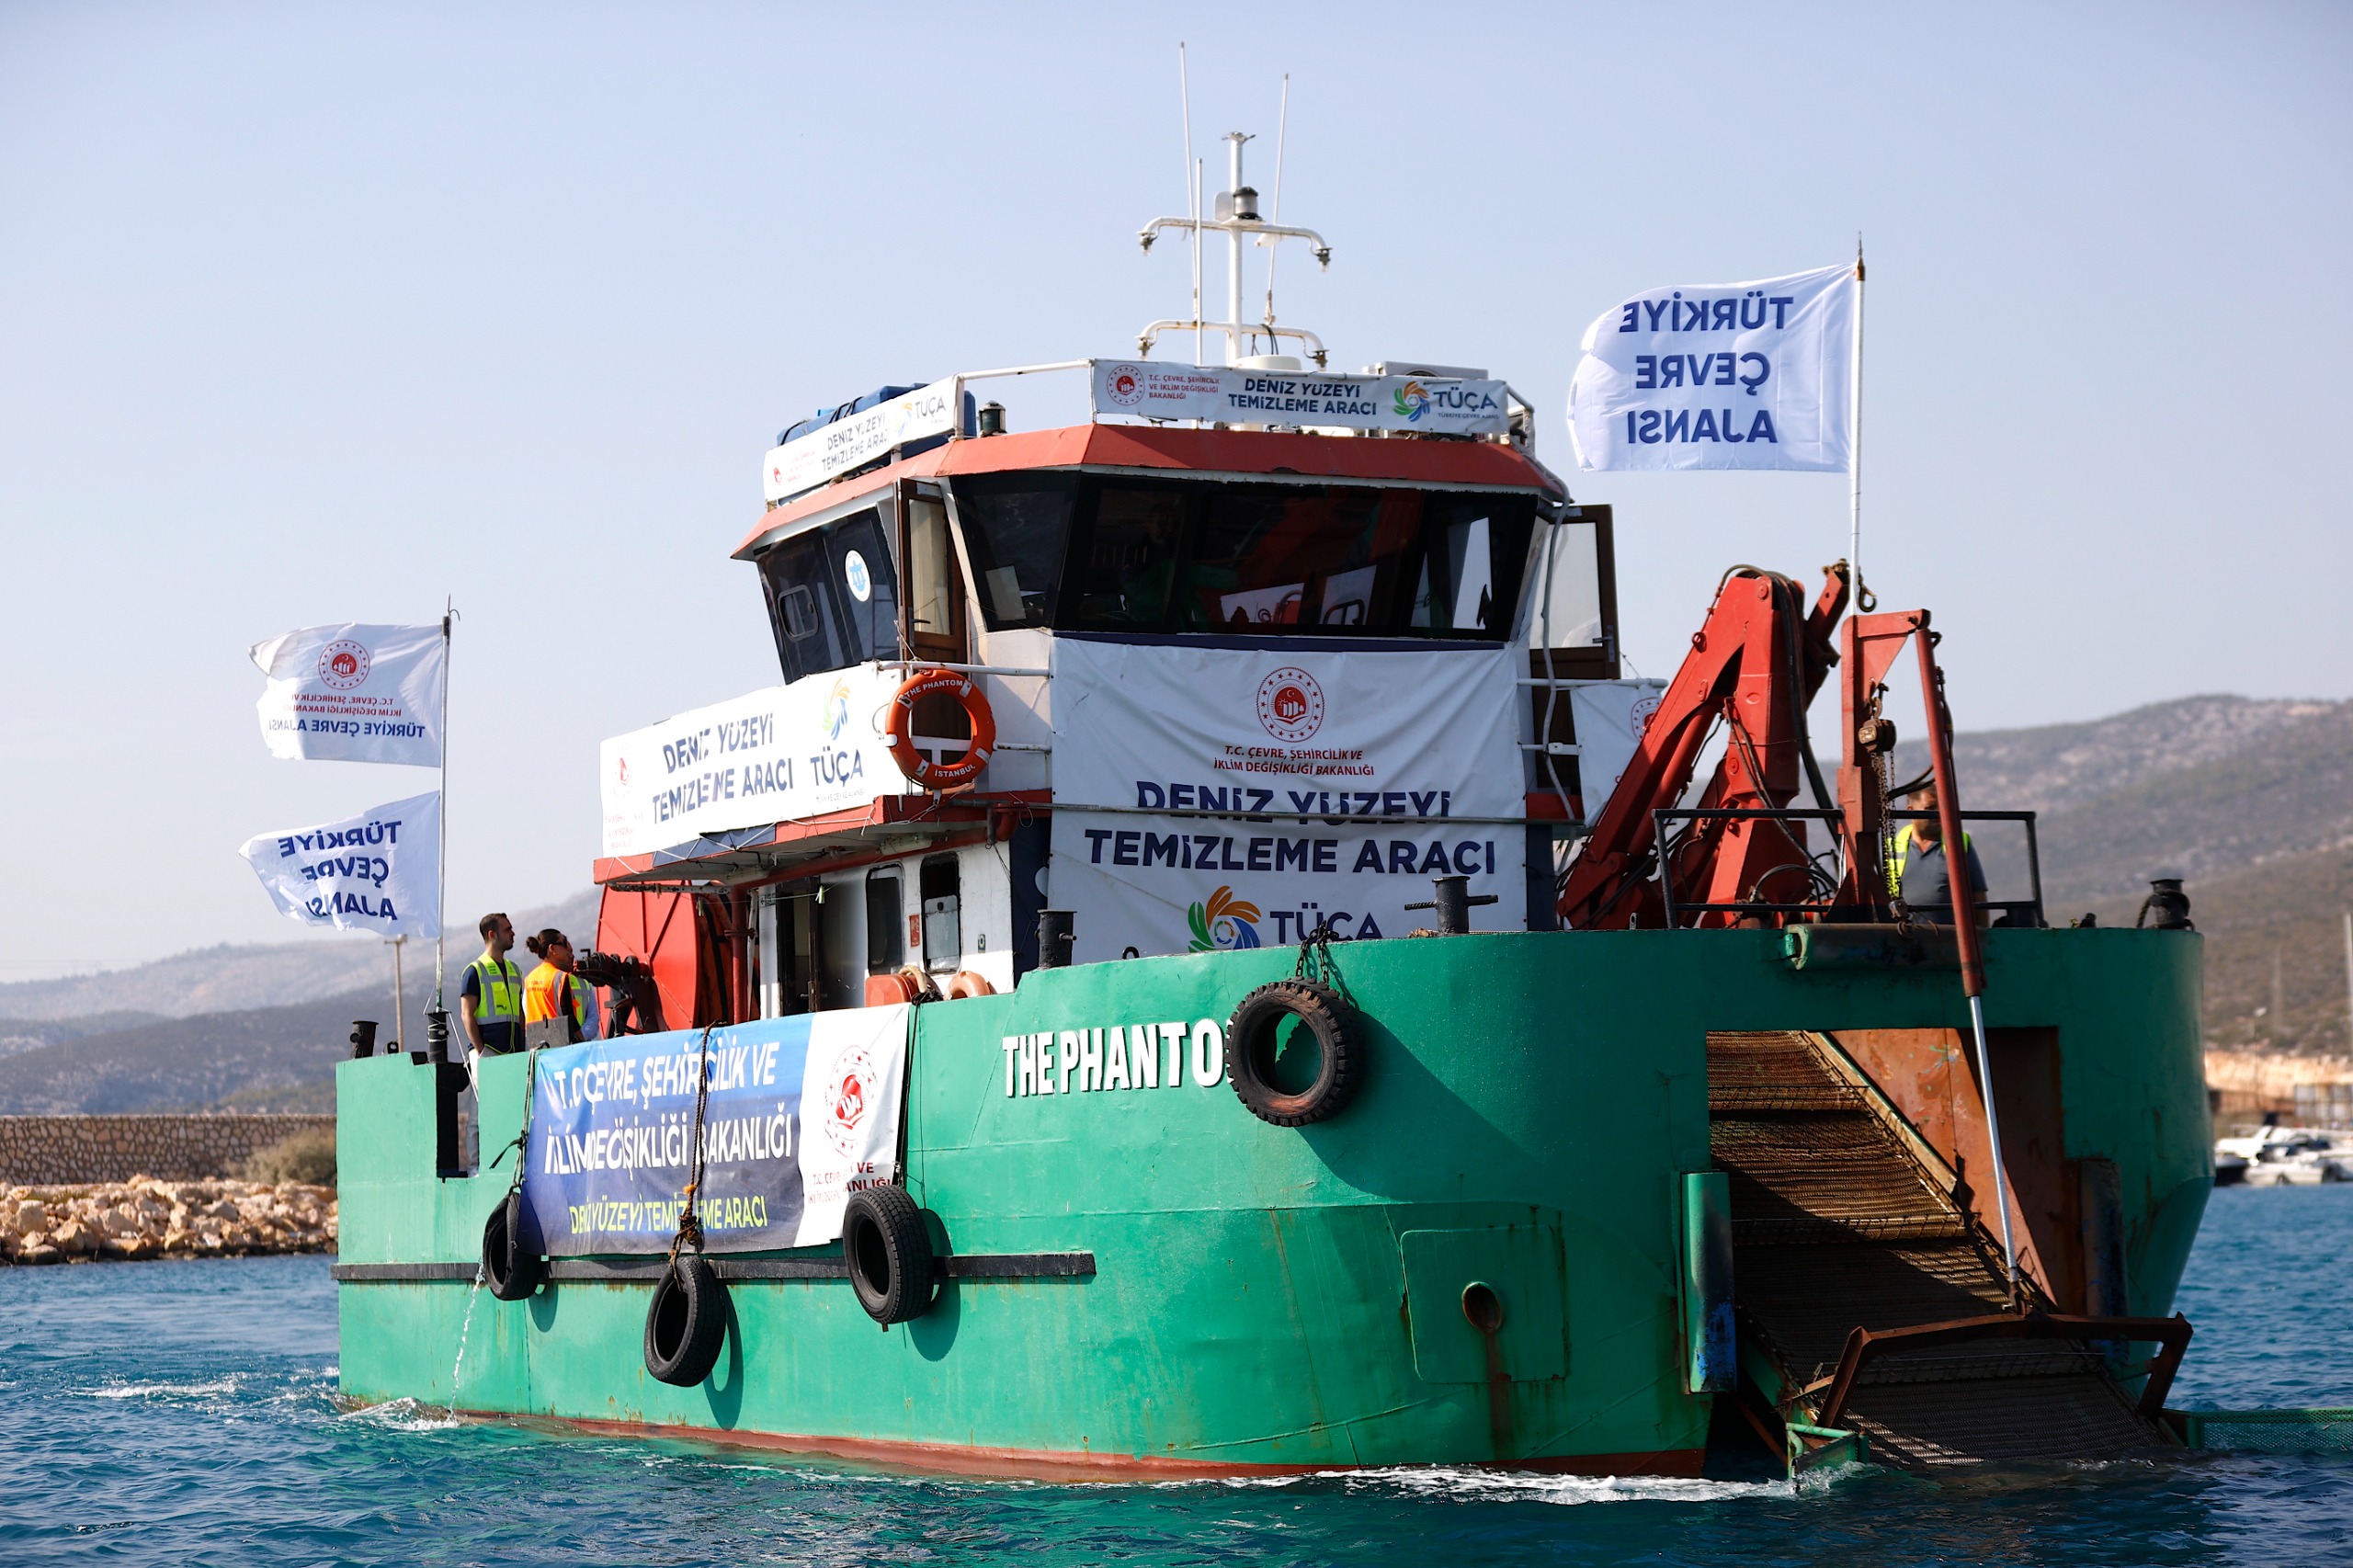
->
[950,474,1537,639]
[755,508,901,682]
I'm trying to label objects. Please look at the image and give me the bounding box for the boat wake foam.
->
[85,1377,241,1401]
[336,1396,466,1433]
[1184,1467,1795,1505]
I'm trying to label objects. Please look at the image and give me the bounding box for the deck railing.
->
[1649,808,2045,929]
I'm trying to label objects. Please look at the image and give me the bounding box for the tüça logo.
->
[317,640,371,690]
[1392,380,1431,423]
[616,756,630,785]
[819,679,851,743]
[1256,666,1325,743]
[822,1046,877,1157]
[1106,364,1146,408]
[1188,886,1263,953]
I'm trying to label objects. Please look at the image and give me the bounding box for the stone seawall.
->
[2206,1050,2353,1119]
[4,1178,335,1264]
[0,1115,335,1184]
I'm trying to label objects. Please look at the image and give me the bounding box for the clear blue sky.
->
[2,4,2347,976]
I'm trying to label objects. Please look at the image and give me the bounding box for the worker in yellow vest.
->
[460,912,525,1057]
[1889,783,1987,912]
[522,928,589,1045]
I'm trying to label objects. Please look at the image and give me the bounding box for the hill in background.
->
[0,1012,165,1062]
[0,888,597,1115]
[0,889,599,1024]
[1904,695,2352,1053]
[0,989,385,1114]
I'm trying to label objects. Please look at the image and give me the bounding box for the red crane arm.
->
[1557,565,1847,929]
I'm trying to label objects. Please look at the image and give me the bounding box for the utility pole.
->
[385,936,407,1051]
[2275,949,2287,1045]
[2342,912,2352,1056]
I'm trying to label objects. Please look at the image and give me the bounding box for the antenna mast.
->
[1178,45,1200,368]
[1136,68,1334,368]
[1262,74,1290,339]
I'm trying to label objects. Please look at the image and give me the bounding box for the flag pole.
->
[434,600,451,1014]
[1848,237,1866,607]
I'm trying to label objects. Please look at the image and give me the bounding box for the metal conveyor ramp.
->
[1707,1029,2179,1470]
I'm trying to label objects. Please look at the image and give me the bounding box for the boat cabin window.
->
[955,473,1077,631]
[756,508,902,682]
[948,474,1535,638]
[906,494,956,642]
[1528,517,1605,648]
[864,867,904,974]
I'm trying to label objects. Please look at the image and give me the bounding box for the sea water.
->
[3,1186,2348,1566]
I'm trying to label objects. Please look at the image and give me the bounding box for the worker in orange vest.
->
[521,929,589,1045]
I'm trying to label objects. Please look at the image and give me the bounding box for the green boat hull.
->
[335,928,2210,1477]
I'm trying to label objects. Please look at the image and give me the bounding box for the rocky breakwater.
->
[2,1176,336,1265]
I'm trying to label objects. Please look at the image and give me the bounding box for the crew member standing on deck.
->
[460,912,525,1056]
[521,928,589,1045]
[1891,784,1988,914]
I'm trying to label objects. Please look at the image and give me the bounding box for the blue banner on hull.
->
[518,1008,909,1255]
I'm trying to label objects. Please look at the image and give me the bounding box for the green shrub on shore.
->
[241,1127,335,1186]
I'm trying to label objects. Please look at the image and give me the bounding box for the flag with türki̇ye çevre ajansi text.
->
[250,621,445,765]
[1567,263,1857,472]
[238,791,441,938]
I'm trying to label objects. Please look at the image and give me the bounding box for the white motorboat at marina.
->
[2216,1127,2352,1187]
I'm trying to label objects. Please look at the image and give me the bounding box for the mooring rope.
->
[666,1025,717,1269]
[485,1041,542,1200]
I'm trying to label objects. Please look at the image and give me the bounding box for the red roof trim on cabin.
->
[733,425,1563,560]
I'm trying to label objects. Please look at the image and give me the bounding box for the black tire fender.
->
[643,1253,730,1386]
[1225,979,1361,1127]
[482,1190,543,1302]
[843,1186,938,1324]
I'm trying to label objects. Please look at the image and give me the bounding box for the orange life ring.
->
[884,667,995,792]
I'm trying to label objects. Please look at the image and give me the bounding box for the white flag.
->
[240,792,441,937]
[252,622,445,765]
[1567,264,1857,472]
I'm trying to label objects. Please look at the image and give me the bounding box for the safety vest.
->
[1889,824,1972,899]
[468,954,523,1026]
[523,961,585,1035]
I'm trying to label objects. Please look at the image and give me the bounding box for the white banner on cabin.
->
[239,791,441,937]
[1051,812,1526,961]
[1045,638,1528,959]
[1566,679,1666,816]
[599,665,914,861]
[1566,264,1856,472]
[251,622,445,766]
[1092,361,1511,437]
[762,380,961,503]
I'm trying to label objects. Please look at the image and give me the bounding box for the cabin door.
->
[900,479,968,665]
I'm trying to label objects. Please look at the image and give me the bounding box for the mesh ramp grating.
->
[1708,1029,2172,1469]
[2177,1409,2353,1453]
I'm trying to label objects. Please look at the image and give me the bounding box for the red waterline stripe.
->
[426,1404,1702,1483]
